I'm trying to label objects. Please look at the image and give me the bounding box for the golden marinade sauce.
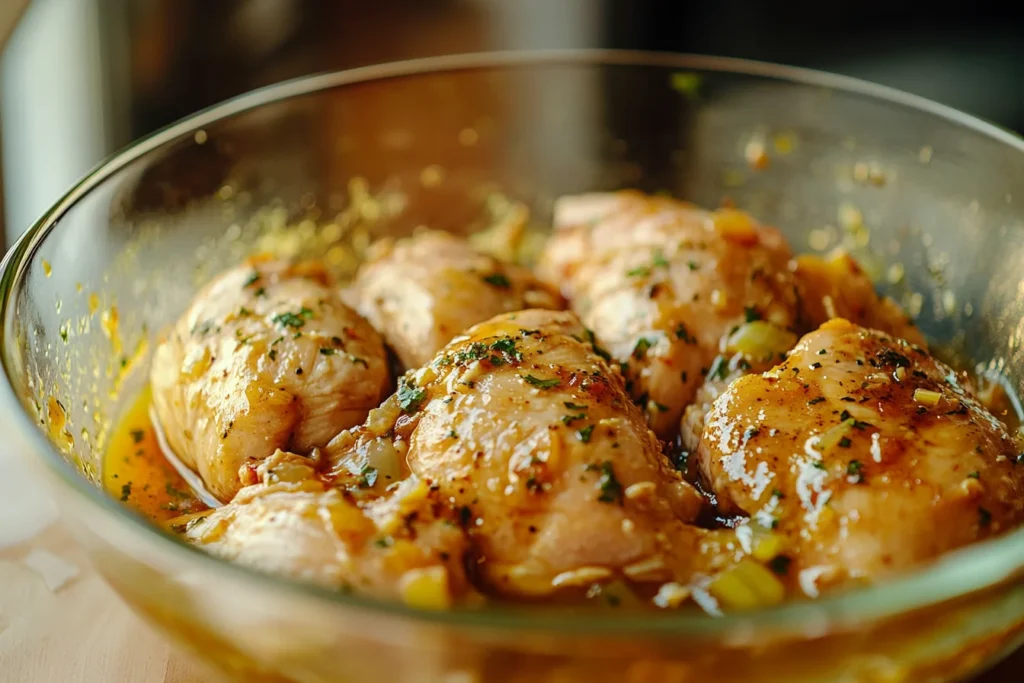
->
[102,386,206,524]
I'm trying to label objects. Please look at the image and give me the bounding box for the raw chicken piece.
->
[349,230,563,370]
[327,309,707,600]
[698,318,1024,596]
[151,257,390,502]
[182,450,473,608]
[792,248,926,347]
[680,249,926,455]
[536,191,803,439]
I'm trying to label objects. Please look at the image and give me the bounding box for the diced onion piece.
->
[726,321,797,361]
[399,566,452,610]
[913,388,942,406]
[709,559,786,610]
[752,531,785,562]
[816,418,855,452]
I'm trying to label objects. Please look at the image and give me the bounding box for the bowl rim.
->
[4,48,1024,637]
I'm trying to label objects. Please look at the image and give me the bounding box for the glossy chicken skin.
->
[183,450,472,607]
[151,257,391,502]
[537,191,803,438]
[698,319,1024,595]
[349,230,563,370]
[327,309,707,599]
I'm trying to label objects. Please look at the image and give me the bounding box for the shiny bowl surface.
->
[3,51,1024,683]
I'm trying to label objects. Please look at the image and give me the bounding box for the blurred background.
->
[0,0,1021,249]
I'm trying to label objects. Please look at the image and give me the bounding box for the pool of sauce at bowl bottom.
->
[102,386,207,524]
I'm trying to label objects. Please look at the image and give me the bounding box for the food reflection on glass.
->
[105,190,1024,615]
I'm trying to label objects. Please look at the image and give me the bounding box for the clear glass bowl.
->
[3,51,1024,683]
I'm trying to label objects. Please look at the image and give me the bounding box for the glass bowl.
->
[3,51,1024,683]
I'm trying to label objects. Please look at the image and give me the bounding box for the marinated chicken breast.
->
[349,230,563,370]
[537,191,803,439]
[327,309,707,600]
[151,257,391,502]
[679,248,926,455]
[793,248,926,347]
[698,318,1024,596]
[183,450,473,607]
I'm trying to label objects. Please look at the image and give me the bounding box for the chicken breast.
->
[536,191,803,439]
[697,318,1024,597]
[679,248,926,456]
[151,257,391,502]
[349,230,563,370]
[327,309,707,601]
[182,450,473,608]
[793,248,926,347]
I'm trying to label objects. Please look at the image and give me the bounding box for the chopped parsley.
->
[319,347,336,356]
[482,273,511,288]
[847,460,864,482]
[397,381,427,413]
[523,374,560,389]
[562,413,587,425]
[130,429,145,444]
[596,461,623,503]
[708,355,728,380]
[238,307,253,317]
[810,362,822,370]
[626,265,651,277]
[838,437,852,448]
[687,260,699,271]
[979,507,992,528]
[743,306,762,322]
[807,397,826,405]
[584,329,613,362]
[772,488,785,499]
[967,471,980,479]
[272,307,313,329]
[242,271,261,287]
[489,337,522,362]
[564,402,588,410]
[652,402,669,413]
[632,337,654,359]
[651,250,670,268]
[577,425,595,443]
[459,505,472,527]
[358,466,378,488]
[675,323,695,344]
[268,349,277,361]
[812,461,827,470]
[674,450,690,473]
[254,287,266,298]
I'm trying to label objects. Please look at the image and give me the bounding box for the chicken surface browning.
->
[349,230,563,370]
[151,257,391,501]
[537,191,802,439]
[698,318,1024,596]
[327,309,707,600]
[183,450,473,607]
